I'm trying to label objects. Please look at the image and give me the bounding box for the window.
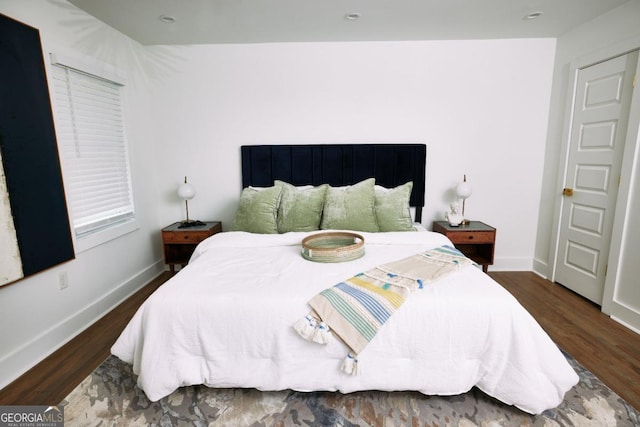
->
[49,54,135,244]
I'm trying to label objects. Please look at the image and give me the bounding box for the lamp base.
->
[178,219,206,229]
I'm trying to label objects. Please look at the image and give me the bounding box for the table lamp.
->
[456,174,472,225]
[178,176,205,228]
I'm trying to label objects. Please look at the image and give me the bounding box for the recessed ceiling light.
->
[523,11,544,20]
[345,13,361,21]
[159,15,176,24]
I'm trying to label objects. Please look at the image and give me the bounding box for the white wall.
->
[0,1,164,388]
[533,2,640,329]
[148,39,556,271]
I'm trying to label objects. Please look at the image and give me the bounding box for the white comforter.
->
[111,229,578,414]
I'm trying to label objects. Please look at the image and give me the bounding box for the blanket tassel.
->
[293,315,317,340]
[312,322,331,344]
[341,353,359,375]
[293,315,331,344]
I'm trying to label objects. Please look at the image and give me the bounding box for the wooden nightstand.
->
[162,221,222,273]
[432,221,496,273]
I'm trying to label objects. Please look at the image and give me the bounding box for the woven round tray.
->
[301,231,365,263]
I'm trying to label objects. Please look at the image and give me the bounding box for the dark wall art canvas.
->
[0,13,74,286]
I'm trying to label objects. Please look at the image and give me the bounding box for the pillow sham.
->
[320,178,379,232]
[229,185,283,234]
[375,182,416,231]
[275,181,328,233]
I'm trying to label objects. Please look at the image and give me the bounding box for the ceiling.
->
[67,0,630,46]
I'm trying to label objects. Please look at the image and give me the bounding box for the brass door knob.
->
[562,188,574,196]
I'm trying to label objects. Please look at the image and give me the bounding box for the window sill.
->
[74,218,139,253]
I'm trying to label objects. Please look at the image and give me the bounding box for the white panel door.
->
[555,51,638,305]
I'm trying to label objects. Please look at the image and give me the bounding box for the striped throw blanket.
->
[293,245,474,374]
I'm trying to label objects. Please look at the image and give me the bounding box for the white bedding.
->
[111,229,578,414]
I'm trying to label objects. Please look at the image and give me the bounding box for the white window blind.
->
[51,63,135,237]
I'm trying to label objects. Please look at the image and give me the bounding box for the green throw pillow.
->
[320,178,379,232]
[230,185,282,234]
[275,181,328,233]
[375,182,416,232]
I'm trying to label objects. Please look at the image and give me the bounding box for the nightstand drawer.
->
[162,230,212,243]
[446,231,495,244]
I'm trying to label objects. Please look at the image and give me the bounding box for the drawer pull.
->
[468,235,474,240]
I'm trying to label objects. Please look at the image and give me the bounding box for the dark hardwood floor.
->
[1,271,638,411]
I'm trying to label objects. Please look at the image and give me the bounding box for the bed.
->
[111,144,578,415]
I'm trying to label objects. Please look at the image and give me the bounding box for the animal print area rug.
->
[61,353,638,427]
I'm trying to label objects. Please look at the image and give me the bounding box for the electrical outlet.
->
[58,271,69,290]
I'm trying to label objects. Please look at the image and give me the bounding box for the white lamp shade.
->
[178,183,196,200]
[456,181,472,199]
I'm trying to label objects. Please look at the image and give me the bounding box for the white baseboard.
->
[611,315,640,335]
[532,258,549,280]
[0,260,164,390]
[488,256,533,272]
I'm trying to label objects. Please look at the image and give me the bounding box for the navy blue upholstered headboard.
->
[240,144,427,223]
